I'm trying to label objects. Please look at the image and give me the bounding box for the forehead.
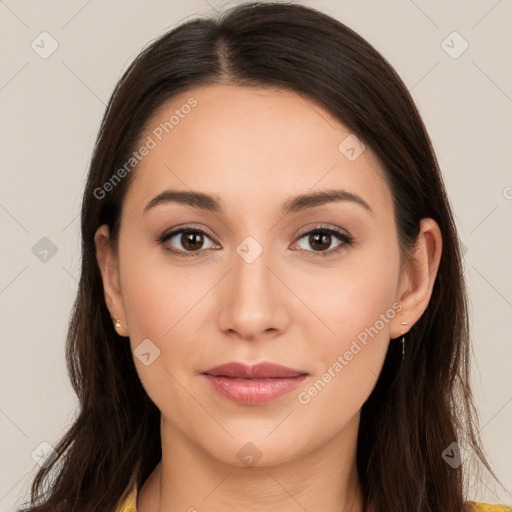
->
[124,83,391,216]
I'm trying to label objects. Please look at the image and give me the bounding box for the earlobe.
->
[390,218,442,338]
[112,316,129,337]
[94,224,128,333]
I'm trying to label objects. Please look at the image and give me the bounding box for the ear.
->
[389,218,443,338]
[94,224,128,333]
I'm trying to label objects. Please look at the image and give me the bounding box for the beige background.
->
[1,0,511,509]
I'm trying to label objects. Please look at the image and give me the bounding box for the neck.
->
[138,412,364,512]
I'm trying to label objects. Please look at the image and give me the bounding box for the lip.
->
[202,362,309,405]
[203,361,308,379]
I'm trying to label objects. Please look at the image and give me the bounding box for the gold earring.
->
[112,317,129,337]
[400,321,407,360]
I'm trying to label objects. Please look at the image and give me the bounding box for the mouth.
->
[202,361,309,405]
[203,361,308,379]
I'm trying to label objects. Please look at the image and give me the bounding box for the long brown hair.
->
[19,2,502,510]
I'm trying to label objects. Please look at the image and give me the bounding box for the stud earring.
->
[112,317,129,337]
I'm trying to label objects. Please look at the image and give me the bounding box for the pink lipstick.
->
[202,362,308,405]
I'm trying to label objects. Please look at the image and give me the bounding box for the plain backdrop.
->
[1,0,511,509]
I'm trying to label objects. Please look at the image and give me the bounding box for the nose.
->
[217,241,289,341]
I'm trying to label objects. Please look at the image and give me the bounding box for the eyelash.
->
[156,224,354,259]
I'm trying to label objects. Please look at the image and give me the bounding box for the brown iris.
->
[308,232,332,252]
[181,231,204,251]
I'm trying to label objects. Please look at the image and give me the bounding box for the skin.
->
[95,84,442,512]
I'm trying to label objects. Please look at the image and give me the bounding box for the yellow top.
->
[116,486,137,512]
[468,505,512,512]
[115,486,511,512]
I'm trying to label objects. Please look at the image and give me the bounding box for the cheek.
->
[119,236,209,339]
[118,247,215,414]
[290,241,400,413]
[292,243,400,352]
[119,243,218,383]
[293,273,398,431]
[121,265,173,342]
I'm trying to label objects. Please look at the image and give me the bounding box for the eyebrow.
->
[143,188,372,216]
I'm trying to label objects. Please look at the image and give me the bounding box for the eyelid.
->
[159,224,216,242]
[292,224,354,258]
[295,224,350,240]
[157,224,218,257]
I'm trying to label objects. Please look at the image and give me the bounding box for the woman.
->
[19,2,510,511]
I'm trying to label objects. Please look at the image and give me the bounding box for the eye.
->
[157,226,218,257]
[156,224,354,258]
[293,225,354,258]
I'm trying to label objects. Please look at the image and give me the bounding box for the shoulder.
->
[464,501,512,511]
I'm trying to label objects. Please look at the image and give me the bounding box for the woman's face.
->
[96,84,422,467]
